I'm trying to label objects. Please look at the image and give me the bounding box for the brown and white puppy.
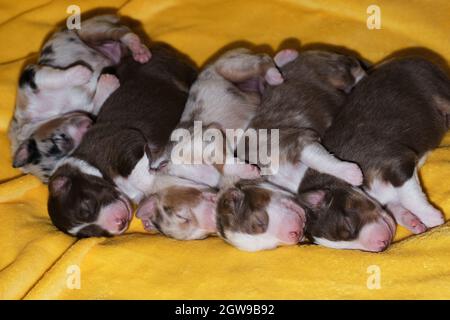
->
[136,48,284,240]
[47,46,197,237]
[136,175,218,240]
[302,57,449,250]
[244,49,366,188]
[10,14,150,182]
[212,49,367,252]
[216,178,306,252]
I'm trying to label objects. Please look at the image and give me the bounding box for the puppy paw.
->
[265,67,284,86]
[238,164,261,179]
[66,65,92,85]
[225,163,260,179]
[98,74,120,91]
[420,209,445,228]
[123,33,151,63]
[398,210,427,234]
[274,49,299,68]
[339,162,364,186]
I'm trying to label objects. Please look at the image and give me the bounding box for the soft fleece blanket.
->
[0,0,449,300]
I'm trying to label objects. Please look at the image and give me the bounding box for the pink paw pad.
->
[98,74,120,91]
[400,211,427,234]
[123,33,151,63]
[274,49,299,67]
[265,67,284,86]
[239,164,261,179]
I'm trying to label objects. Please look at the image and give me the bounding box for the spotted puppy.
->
[136,48,285,240]
[47,46,197,237]
[10,14,150,182]
[300,56,449,251]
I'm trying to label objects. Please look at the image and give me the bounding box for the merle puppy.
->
[47,45,197,237]
[10,14,150,182]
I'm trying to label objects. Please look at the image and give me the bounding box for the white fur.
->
[224,231,280,252]
[301,142,363,186]
[67,222,92,236]
[313,237,364,251]
[268,162,308,193]
[114,153,156,203]
[57,157,103,178]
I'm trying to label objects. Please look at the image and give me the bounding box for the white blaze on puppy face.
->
[136,187,218,240]
[217,185,306,252]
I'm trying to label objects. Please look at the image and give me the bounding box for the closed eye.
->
[175,213,190,223]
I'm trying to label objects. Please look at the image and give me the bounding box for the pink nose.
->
[369,238,389,252]
[362,221,393,252]
[289,231,300,241]
[115,217,128,231]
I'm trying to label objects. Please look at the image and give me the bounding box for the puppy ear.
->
[49,176,72,196]
[298,189,328,209]
[136,195,159,220]
[12,139,40,168]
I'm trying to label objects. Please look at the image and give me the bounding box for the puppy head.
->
[48,163,132,237]
[290,50,366,93]
[299,187,396,252]
[216,181,306,252]
[136,186,218,240]
[12,112,94,182]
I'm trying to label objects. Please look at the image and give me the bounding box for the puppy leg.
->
[387,203,427,234]
[92,74,120,113]
[300,142,363,186]
[77,15,151,64]
[215,50,283,86]
[397,170,444,228]
[31,64,92,89]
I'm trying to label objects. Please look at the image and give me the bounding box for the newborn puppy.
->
[136,175,218,240]
[298,172,396,252]
[152,47,283,179]
[10,14,150,182]
[216,178,306,252]
[213,49,367,251]
[12,111,95,181]
[47,46,197,237]
[302,57,449,250]
[136,48,284,240]
[244,49,366,189]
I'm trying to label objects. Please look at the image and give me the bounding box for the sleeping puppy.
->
[136,48,284,240]
[47,46,197,237]
[10,14,150,182]
[216,177,306,252]
[301,57,449,250]
[212,49,368,251]
[136,175,218,240]
[151,47,284,179]
[243,49,366,189]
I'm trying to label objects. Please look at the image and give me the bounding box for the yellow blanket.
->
[1,0,449,300]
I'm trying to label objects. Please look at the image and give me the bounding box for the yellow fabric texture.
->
[0,0,449,300]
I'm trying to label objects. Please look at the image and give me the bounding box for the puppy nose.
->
[369,237,390,252]
[116,217,128,230]
[289,231,300,240]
